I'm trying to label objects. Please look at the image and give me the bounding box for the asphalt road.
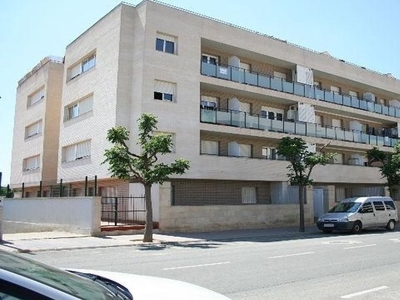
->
[21,229,400,299]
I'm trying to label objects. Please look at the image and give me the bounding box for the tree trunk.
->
[143,183,153,242]
[299,185,305,232]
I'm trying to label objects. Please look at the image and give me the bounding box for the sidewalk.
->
[0,226,321,253]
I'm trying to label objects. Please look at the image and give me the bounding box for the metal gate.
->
[101,196,146,226]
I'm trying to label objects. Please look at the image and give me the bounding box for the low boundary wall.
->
[2,197,101,235]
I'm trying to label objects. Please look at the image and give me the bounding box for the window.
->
[240,62,251,72]
[373,201,385,211]
[262,147,282,160]
[64,95,93,121]
[27,87,45,107]
[68,53,96,80]
[360,203,373,213]
[201,96,218,110]
[23,155,40,171]
[242,187,257,204]
[201,140,219,155]
[228,142,251,157]
[273,71,286,80]
[62,140,91,162]
[315,115,323,125]
[261,106,283,120]
[332,118,342,128]
[202,54,218,65]
[314,81,321,88]
[349,90,358,98]
[155,33,176,54]
[25,120,42,139]
[330,85,341,94]
[384,201,396,210]
[154,80,176,102]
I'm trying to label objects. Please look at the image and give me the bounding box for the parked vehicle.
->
[0,249,230,300]
[317,196,398,234]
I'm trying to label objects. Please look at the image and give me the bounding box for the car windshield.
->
[329,202,361,213]
[0,250,116,299]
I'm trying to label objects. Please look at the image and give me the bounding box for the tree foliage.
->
[277,137,336,232]
[103,113,190,242]
[366,143,400,198]
[0,185,14,198]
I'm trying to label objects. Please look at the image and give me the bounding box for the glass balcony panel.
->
[216,110,231,125]
[353,131,361,143]
[382,106,389,115]
[316,125,325,138]
[336,128,345,140]
[201,109,217,123]
[217,66,230,80]
[314,88,324,100]
[305,85,315,98]
[306,123,316,137]
[326,127,335,139]
[388,107,396,117]
[361,133,369,144]
[284,121,295,134]
[367,101,375,112]
[294,83,305,97]
[334,93,343,104]
[201,62,217,76]
[325,91,334,102]
[377,136,385,146]
[359,100,367,110]
[396,108,400,118]
[258,75,270,88]
[295,122,306,136]
[231,111,245,127]
[351,97,360,108]
[259,117,271,131]
[369,135,377,146]
[374,104,382,113]
[271,119,283,132]
[244,72,258,86]
[246,114,259,129]
[271,78,283,91]
[384,137,392,147]
[343,95,351,106]
[231,67,244,83]
[344,130,353,141]
[282,81,294,94]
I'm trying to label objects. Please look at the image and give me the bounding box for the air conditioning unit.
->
[363,92,375,102]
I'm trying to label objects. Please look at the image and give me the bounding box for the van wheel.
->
[352,221,362,234]
[386,220,396,231]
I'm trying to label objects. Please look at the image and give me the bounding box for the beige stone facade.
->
[10,1,400,231]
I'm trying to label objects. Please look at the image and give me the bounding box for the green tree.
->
[0,185,14,198]
[103,113,190,242]
[366,143,400,199]
[277,137,335,232]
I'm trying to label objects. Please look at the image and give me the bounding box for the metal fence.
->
[101,196,146,226]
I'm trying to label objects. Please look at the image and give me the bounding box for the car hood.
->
[319,212,351,220]
[67,269,231,300]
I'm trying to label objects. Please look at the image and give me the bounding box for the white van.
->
[317,196,398,233]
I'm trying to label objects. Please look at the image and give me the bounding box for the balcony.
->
[200,108,399,147]
[201,62,400,118]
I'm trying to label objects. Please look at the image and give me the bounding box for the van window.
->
[360,203,373,213]
[384,201,396,210]
[373,201,385,211]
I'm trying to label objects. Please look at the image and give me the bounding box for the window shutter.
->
[70,63,82,79]
[155,80,175,94]
[79,96,93,115]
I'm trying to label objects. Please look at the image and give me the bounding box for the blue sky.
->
[1,0,399,185]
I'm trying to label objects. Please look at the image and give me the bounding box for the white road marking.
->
[389,238,400,243]
[268,252,315,259]
[163,261,230,271]
[341,286,388,298]
[343,244,376,250]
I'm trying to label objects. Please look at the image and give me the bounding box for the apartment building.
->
[11,1,400,231]
[10,57,64,197]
